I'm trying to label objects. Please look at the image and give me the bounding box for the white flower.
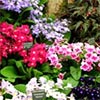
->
[47,80,55,88]
[1,80,17,95]
[11,91,27,100]
[46,89,55,97]
[67,93,75,100]
[28,77,37,84]
[52,92,66,100]
[52,92,61,99]
[55,78,63,88]
[57,93,66,100]
[0,96,3,100]
[26,77,39,92]
[39,77,47,84]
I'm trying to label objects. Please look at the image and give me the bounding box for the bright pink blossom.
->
[47,39,100,72]
[22,43,47,67]
[0,22,33,64]
[80,60,93,72]
[58,73,65,80]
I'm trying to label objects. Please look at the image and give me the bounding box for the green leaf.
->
[97,0,100,4]
[53,68,60,74]
[71,10,79,16]
[88,38,95,45]
[48,14,56,21]
[62,77,79,95]
[95,32,100,39]
[39,0,48,5]
[14,7,33,27]
[15,84,26,93]
[8,59,16,65]
[92,23,98,31]
[1,58,6,67]
[96,75,100,83]
[64,32,71,42]
[33,69,43,78]
[3,93,12,99]
[22,19,35,24]
[41,63,51,73]
[83,22,89,33]
[0,77,15,83]
[0,9,10,18]
[70,66,81,80]
[63,79,68,86]
[16,61,23,68]
[0,66,20,78]
[63,88,71,95]
[20,7,33,16]
[43,39,53,45]
[5,78,16,83]
[75,21,83,31]
[66,77,79,87]
[15,61,27,74]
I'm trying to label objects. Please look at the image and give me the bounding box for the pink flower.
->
[19,50,27,57]
[96,47,100,54]
[57,47,64,55]
[58,73,65,80]
[85,43,95,53]
[80,60,93,71]
[90,53,99,62]
[20,25,30,34]
[75,56,81,62]
[71,53,78,60]
[85,53,92,58]
[23,43,47,67]
[28,62,36,67]
[0,22,34,65]
[55,63,62,69]
[48,54,59,66]
[0,22,14,37]
[98,63,100,67]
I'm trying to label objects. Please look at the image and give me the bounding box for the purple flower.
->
[0,0,41,13]
[30,17,70,40]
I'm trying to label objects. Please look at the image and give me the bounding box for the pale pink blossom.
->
[96,47,100,54]
[85,43,95,53]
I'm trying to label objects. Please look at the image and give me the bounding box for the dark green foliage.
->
[67,0,100,43]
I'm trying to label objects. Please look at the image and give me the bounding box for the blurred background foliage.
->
[66,0,100,44]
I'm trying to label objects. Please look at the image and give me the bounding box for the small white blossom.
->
[0,96,3,100]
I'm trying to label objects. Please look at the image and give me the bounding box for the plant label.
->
[24,42,33,50]
[32,89,46,100]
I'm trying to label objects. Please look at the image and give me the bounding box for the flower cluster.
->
[26,77,74,100]
[28,0,44,19]
[0,79,27,100]
[0,22,33,62]
[0,0,70,41]
[30,18,70,40]
[0,22,47,67]
[0,77,75,100]
[0,0,31,12]
[80,43,100,71]
[29,0,70,41]
[20,43,47,67]
[47,38,100,71]
[0,0,43,13]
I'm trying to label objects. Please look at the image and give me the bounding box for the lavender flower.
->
[0,0,70,41]
[0,0,42,13]
[30,17,70,40]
